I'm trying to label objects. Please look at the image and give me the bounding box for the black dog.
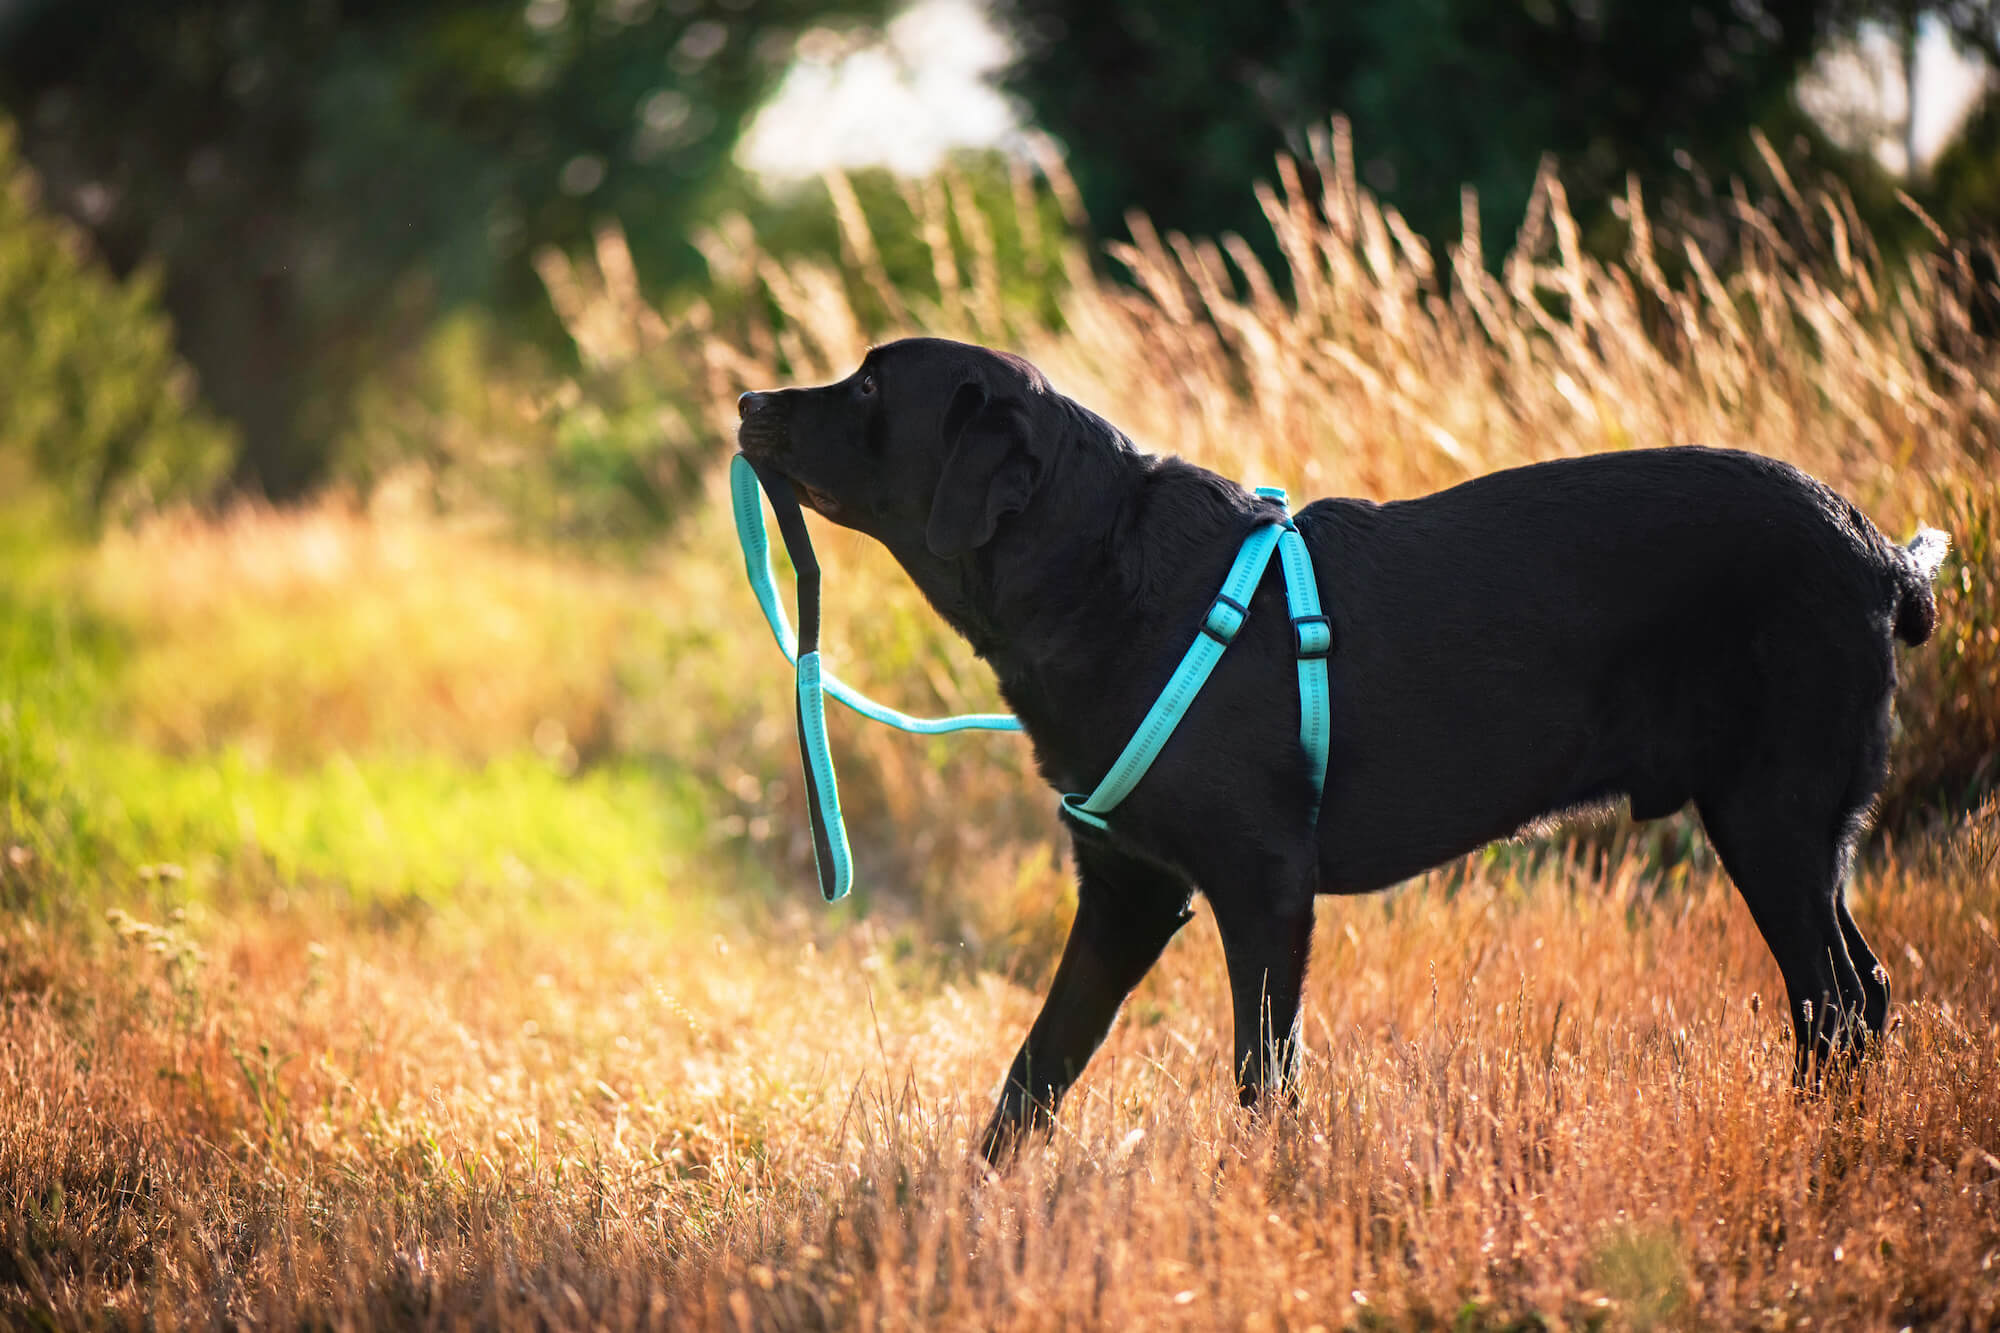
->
[737,337,1947,1162]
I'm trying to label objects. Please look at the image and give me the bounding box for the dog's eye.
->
[858,373,876,397]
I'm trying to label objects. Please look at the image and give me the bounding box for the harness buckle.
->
[1201,594,1249,645]
[1292,613,1334,660]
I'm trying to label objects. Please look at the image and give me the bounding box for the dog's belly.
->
[1312,750,1698,894]
[1306,609,1749,894]
[1313,772,1688,894]
[1312,742,1602,894]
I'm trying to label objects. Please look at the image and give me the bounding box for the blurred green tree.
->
[0,119,233,522]
[0,0,888,499]
[993,0,1841,260]
[1929,92,2000,236]
[1826,0,2000,233]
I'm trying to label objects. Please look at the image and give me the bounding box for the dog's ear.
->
[926,382,1040,559]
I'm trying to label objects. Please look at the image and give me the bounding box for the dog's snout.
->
[736,388,790,461]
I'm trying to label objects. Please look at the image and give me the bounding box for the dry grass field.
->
[5,129,1999,1328]
[5,825,2000,1329]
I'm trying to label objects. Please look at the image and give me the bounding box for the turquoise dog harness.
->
[1057,484,1332,833]
[731,453,1331,901]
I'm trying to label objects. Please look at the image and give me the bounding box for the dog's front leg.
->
[1210,886,1316,1108]
[978,839,1193,1165]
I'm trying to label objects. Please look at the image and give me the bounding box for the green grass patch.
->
[1,495,719,923]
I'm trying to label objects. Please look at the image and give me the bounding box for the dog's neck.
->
[883,409,1271,772]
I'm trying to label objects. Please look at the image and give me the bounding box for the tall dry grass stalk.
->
[625,121,1996,511]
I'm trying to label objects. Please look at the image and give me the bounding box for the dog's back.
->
[1299,446,1932,892]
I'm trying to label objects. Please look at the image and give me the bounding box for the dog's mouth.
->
[735,422,786,463]
[792,481,841,516]
[738,446,840,518]
[735,419,840,517]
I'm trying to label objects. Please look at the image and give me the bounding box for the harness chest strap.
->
[1061,486,1332,831]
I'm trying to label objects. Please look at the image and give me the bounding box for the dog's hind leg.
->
[1833,681,1895,1043]
[978,839,1193,1165]
[1697,778,1874,1082]
[1208,865,1317,1109]
[1837,893,1889,1039]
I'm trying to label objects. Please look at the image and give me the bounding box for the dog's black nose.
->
[738,391,769,420]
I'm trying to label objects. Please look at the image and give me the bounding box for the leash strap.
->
[735,453,847,899]
[1062,487,1331,831]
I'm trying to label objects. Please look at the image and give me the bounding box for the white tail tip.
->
[1907,526,1949,580]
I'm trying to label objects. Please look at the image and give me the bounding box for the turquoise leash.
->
[732,454,1019,902]
[730,455,1331,902]
[731,455,1023,735]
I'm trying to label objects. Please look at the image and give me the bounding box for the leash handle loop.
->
[732,455,1024,735]
[732,454,1023,902]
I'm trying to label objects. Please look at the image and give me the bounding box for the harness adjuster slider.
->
[1202,594,1249,645]
[1292,613,1334,659]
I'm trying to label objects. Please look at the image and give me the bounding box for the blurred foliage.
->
[326,150,1072,550]
[0,486,722,919]
[1928,90,2000,241]
[0,0,890,500]
[0,119,233,524]
[991,0,1847,267]
[4,0,1996,520]
[1826,1,2000,248]
[1854,0,2000,70]
[989,0,2000,281]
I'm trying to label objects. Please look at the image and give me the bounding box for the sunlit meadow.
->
[4,124,1998,1328]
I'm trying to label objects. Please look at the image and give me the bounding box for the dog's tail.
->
[1891,526,1950,645]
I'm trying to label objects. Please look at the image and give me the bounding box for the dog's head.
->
[736,338,1061,560]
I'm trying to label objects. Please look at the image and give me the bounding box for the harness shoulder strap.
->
[1063,489,1333,833]
[1061,521,1286,830]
